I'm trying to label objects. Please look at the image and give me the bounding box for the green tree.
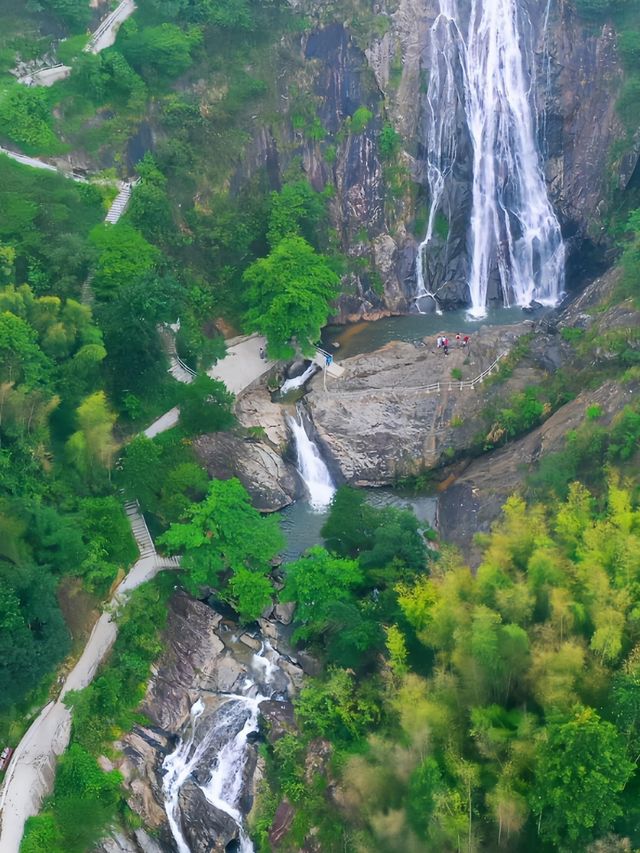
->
[243,236,340,359]
[177,373,235,435]
[0,311,51,387]
[281,546,363,641]
[159,478,284,594]
[89,223,158,300]
[296,667,380,741]
[65,391,117,479]
[41,0,92,27]
[122,23,202,82]
[267,180,327,248]
[97,273,182,395]
[227,565,273,622]
[530,707,634,849]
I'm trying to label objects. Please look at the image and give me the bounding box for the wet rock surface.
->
[194,432,299,512]
[115,593,303,852]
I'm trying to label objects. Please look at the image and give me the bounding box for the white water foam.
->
[287,412,336,510]
[280,362,318,394]
[417,0,565,317]
[162,644,284,853]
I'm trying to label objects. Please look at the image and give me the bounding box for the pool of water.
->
[323,305,538,360]
[279,490,438,561]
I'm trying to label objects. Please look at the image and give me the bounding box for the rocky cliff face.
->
[106,593,305,853]
[235,0,630,315]
[438,377,639,566]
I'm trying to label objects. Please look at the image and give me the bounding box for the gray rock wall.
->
[235,0,630,316]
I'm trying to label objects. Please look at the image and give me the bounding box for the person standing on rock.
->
[456,333,461,347]
[259,346,265,360]
[443,338,449,356]
[436,335,443,350]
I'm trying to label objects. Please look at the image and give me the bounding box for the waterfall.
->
[280,362,318,394]
[286,412,336,510]
[418,0,565,317]
[162,643,282,853]
[415,1,462,314]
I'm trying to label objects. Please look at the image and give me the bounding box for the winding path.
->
[85,0,137,54]
[144,334,275,438]
[0,505,179,853]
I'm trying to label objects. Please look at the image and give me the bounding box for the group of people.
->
[436,333,469,356]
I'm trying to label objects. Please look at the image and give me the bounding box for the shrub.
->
[561,326,585,343]
[379,121,401,159]
[0,85,62,154]
[585,404,603,420]
[350,106,373,134]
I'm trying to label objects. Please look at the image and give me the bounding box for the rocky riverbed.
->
[98,593,308,853]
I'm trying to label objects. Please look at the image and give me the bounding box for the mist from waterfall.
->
[287,412,336,510]
[418,0,565,317]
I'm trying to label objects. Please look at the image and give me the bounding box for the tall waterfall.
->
[287,412,336,510]
[162,643,282,853]
[418,0,565,317]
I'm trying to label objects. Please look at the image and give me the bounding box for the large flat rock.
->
[306,322,542,484]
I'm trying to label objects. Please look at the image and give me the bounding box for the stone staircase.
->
[105,182,133,224]
[124,500,156,559]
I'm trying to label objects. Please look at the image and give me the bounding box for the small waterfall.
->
[418,0,565,318]
[287,412,336,510]
[280,362,318,394]
[162,643,282,853]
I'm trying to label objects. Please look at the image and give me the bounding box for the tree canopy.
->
[243,236,340,359]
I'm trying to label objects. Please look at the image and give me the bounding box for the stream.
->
[162,641,286,853]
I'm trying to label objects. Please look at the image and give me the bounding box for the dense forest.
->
[0,0,639,851]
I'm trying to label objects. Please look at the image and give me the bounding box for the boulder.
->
[235,388,290,447]
[194,432,298,512]
[272,602,296,625]
[259,700,297,743]
[306,322,543,485]
[140,593,225,731]
[269,800,296,848]
[179,781,240,852]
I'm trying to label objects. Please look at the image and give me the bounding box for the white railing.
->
[414,350,508,393]
[340,351,509,396]
[85,0,136,53]
[175,356,196,378]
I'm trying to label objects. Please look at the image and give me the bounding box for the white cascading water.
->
[280,362,318,394]
[415,1,461,314]
[287,412,336,510]
[162,643,282,853]
[418,0,565,318]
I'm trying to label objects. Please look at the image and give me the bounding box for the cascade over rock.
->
[416,0,565,316]
[230,0,628,317]
[113,593,304,852]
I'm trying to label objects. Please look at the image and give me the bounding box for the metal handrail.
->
[335,351,508,395]
[175,356,196,377]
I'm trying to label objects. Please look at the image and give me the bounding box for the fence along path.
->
[333,351,509,397]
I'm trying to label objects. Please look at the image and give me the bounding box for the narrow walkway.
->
[313,347,344,378]
[85,0,137,54]
[144,334,276,439]
[0,503,179,853]
[105,181,133,224]
[0,145,59,175]
[207,333,273,394]
[17,64,71,87]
